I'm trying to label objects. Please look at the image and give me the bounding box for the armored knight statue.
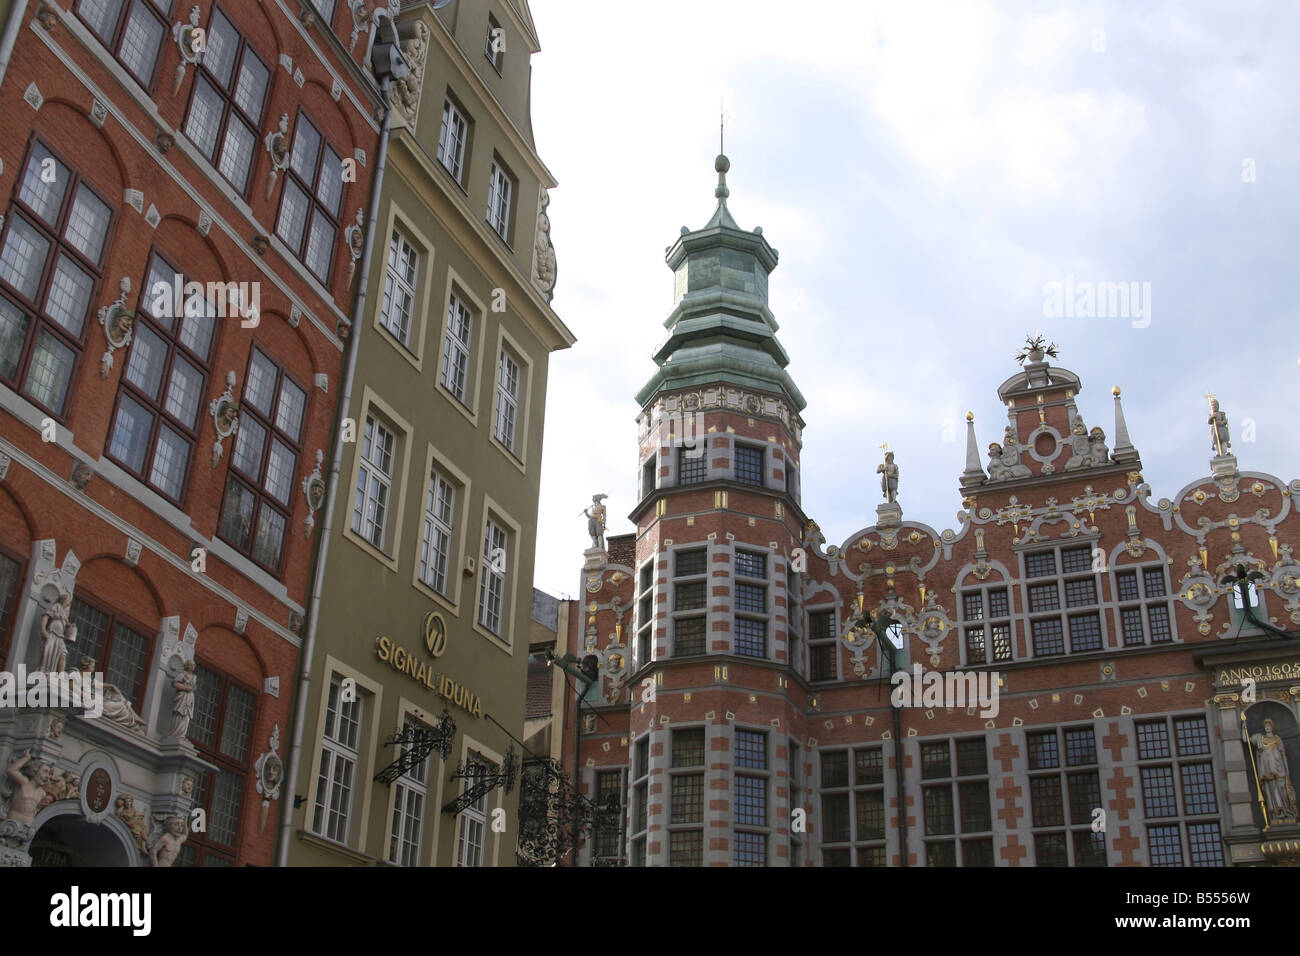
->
[877,451,899,503]
[583,494,609,551]
[1209,397,1232,456]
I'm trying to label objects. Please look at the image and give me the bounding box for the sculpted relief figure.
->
[80,657,147,732]
[1250,718,1298,824]
[2,750,50,850]
[1064,414,1093,471]
[148,815,189,867]
[168,659,197,740]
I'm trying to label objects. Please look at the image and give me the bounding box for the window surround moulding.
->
[0,432,304,646]
[408,440,473,612]
[388,133,573,351]
[34,7,349,350]
[1009,531,1102,554]
[487,326,532,475]
[372,206,438,373]
[470,493,522,657]
[457,733,507,867]
[302,654,385,857]
[385,696,447,866]
[434,267,488,427]
[341,387,415,573]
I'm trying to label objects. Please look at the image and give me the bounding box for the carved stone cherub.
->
[147,815,189,867]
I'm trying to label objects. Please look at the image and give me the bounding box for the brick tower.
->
[573,155,812,866]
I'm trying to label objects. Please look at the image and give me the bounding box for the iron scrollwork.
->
[373,708,456,786]
[442,745,518,816]
[515,757,625,867]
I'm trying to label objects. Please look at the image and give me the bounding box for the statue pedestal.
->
[0,847,31,867]
[876,501,903,530]
[583,548,607,572]
[1210,454,1238,479]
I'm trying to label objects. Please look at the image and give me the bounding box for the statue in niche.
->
[167,659,197,740]
[583,494,609,550]
[1248,717,1298,824]
[877,451,899,503]
[1,750,49,849]
[1208,397,1232,456]
[39,590,77,674]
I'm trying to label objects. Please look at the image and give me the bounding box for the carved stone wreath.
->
[208,371,240,466]
[97,277,134,377]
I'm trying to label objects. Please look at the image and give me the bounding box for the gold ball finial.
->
[965,411,974,422]
[1112,386,1121,396]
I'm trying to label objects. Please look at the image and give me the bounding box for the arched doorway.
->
[28,808,138,867]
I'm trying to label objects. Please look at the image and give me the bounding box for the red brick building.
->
[0,0,390,866]
[556,156,1300,867]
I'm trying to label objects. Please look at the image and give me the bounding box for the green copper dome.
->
[636,155,806,412]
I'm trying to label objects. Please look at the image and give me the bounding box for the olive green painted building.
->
[283,0,572,867]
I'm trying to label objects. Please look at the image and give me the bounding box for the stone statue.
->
[583,494,608,551]
[1065,414,1092,471]
[148,815,189,867]
[116,794,150,852]
[877,451,899,502]
[0,750,48,850]
[80,657,147,732]
[167,659,197,740]
[1249,718,1298,824]
[39,591,77,674]
[1089,426,1109,464]
[988,430,1032,482]
[264,113,291,200]
[533,190,558,300]
[1209,398,1231,456]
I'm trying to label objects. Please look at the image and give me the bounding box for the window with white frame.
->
[440,292,474,404]
[456,753,495,866]
[477,518,509,637]
[379,229,419,347]
[493,348,521,455]
[312,674,363,844]
[388,716,432,866]
[484,14,504,71]
[418,466,456,596]
[486,159,513,240]
[352,415,396,551]
[437,97,470,183]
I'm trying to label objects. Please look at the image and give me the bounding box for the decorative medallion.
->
[208,371,240,466]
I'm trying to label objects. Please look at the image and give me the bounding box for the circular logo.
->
[423,611,447,658]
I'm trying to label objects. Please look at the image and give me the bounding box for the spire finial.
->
[714,152,730,200]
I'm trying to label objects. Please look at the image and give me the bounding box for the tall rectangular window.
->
[1027,725,1106,866]
[922,737,992,866]
[418,467,455,596]
[312,674,363,844]
[388,716,431,866]
[486,159,514,241]
[182,7,269,195]
[1138,715,1223,866]
[107,252,215,503]
[437,97,470,183]
[217,348,306,572]
[630,736,650,867]
[0,139,113,418]
[181,662,256,866]
[808,609,837,682]
[440,293,474,405]
[275,112,344,283]
[456,753,496,866]
[734,729,769,866]
[351,415,396,551]
[1114,563,1175,646]
[669,728,705,866]
[960,585,1014,664]
[77,0,170,88]
[379,229,419,347]
[593,769,626,864]
[477,519,509,637]
[493,348,521,455]
[636,560,655,667]
[484,14,504,71]
[820,746,887,866]
[0,549,23,666]
[678,445,707,485]
[734,444,764,487]
[672,548,707,657]
[734,549,768,659]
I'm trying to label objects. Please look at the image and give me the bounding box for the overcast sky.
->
[526,0,1300,600]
